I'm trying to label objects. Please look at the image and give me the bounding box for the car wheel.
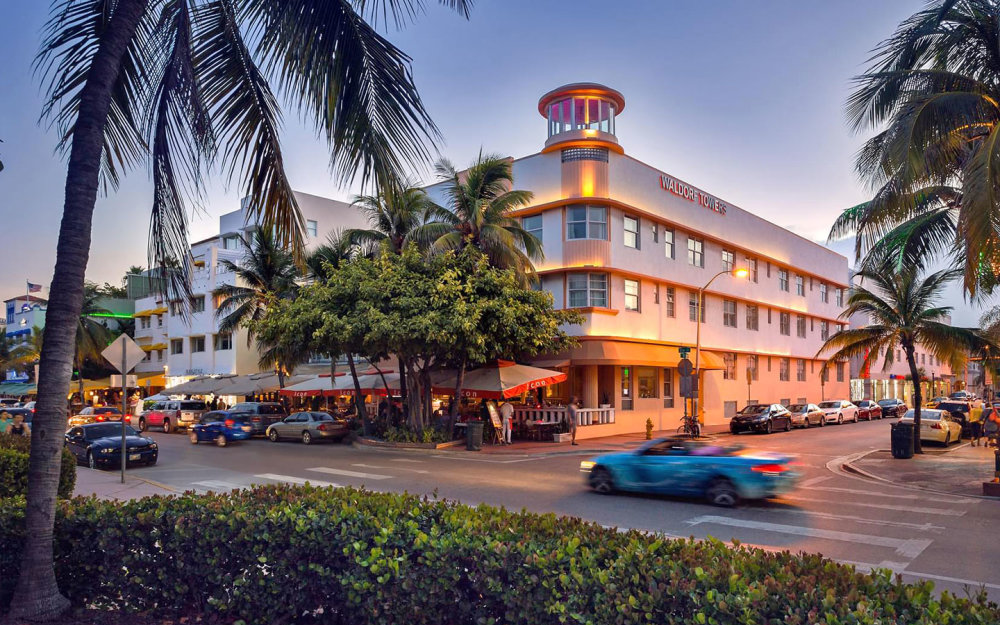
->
[944,431,951,446]
[163,419,171,434]
[268,429,279,442]
[590,467,615,494]
[87,452,96,470]
[137,417,146,432]
[818,416,825,427]
[764,420,772,435]
[706,478,739,507]
[189,432,198,445]
[215,434,227,448]
[301,431,312,445]
[837,414,843,425]
[784,418,791,432]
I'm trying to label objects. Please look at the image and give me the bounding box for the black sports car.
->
[65,423,158,470]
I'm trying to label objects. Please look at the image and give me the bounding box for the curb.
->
[838,448,998,501]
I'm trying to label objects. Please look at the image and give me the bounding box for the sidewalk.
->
[846,443,1000,498]
[74,467,178,500]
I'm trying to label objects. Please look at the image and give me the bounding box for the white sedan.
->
[899,408,963,445]
[816,400,858,425]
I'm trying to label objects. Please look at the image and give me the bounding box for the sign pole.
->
[121,339,127,484]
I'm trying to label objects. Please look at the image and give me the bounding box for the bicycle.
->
[677,414,701,438]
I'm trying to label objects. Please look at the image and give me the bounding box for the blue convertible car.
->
[580,436,800,507]
[189,411,254,447]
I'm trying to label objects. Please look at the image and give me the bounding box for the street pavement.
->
[94,418,1000,599]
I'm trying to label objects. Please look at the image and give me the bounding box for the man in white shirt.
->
[499,400,514,444]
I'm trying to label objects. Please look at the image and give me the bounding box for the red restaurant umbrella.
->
[279,373,345,398]
[432,361,566,400]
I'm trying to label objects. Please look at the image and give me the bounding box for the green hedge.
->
[0,433,76,499]
[0,485,997,624]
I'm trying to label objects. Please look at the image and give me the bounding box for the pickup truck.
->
[138,400,208,433]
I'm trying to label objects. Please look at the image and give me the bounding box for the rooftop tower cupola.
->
[538,82,625,154]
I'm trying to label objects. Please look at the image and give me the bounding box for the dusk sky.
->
[0,0,994,324]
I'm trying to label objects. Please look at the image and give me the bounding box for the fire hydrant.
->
[645,418,654,440]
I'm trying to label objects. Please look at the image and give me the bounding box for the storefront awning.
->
[140,343,167,352]
[550,339,726,370]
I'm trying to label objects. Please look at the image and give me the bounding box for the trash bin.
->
[891,421,914,459]
[466,420,484,451]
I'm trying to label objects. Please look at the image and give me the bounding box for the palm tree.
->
[417,152,541,278]
[344,182,438,255]
[22,1,472,617]
[818,260,990,453]
[215,229,298,345]
[831,0,1000,298]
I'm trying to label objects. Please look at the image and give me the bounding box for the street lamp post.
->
[694,267,748,426]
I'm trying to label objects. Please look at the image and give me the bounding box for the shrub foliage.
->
[0,432,75,499]
[0,485,996,624]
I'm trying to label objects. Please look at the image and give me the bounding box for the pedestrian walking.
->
[970,403,986,446]
[567,396,579,446]
[985,408,1000,448]
[499,399,514,445]
[8,413,30,437]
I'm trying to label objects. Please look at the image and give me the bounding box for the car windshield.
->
[84,424,137,440]
[312,412,334,421]
[737,405,769,415]
[877,399,896,407]
[258,405,285,415]
[180,401,206,410]
[937,402,967,411]
[904,409,941,420]
[817,401,840,409]
[788,404,807,412]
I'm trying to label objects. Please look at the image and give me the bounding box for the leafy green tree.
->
[417,153,541,279]
[832,0,1000,297]
[818,259,991,453]
[22,0,472,617]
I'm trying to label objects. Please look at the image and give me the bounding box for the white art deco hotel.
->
[432,83,851,439]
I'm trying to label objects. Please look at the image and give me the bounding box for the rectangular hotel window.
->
[637,366,658,398]
[190,336,205,353]
[766,262,771,278]
[306,220,318,237]
[664,229,675,259]
[522,215,542,241]
[651,223,658,243]
[653,284,659,304]
[821,320,830,340]
[623,215,640,249]
[747,354,759,381]
[214,333,232,351]
[624,279,640,311]
[170,339,183,355]
[190,296,205,313]
[566,205,607,240]
[820,283,828,303]
[140,316,150,330]
[779,311,790,335]
[796,315,806,338]
[170,300,183,316]
[795,275,805,296]
[767,308,772,324]
[797,359,807,381]
[665,287,675,317]
[687,237,704,267]
[746,257,758,283]
[836,288,844,307]
[156,314,162,327]
[721,249,735,272]
[688,291,705,322]
[723,353,736,380]
[778,269,789,292]
[621,367,633,410]
[662,369,674,408]
[568,272,608,308]
[779,358,790,382]
[836,361,845,382]
[746,304,759,331]
[723,299,737,327]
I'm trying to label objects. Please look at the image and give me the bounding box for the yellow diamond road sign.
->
[102,334,147,374]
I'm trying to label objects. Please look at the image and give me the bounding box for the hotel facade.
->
[428,83,851,438]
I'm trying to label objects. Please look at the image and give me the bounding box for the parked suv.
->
[139,400,208,433]
[229,402,287,435]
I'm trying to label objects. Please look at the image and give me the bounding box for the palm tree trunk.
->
[346,354,367,434]
[9,1,150,620]
[905,344,923,454]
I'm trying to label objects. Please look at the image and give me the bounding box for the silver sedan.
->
[265,411,349,445]
[787,403,825,428]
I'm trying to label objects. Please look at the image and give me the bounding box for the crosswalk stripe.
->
[686,515,932,558]
[390,458,425,464]
[786,495,966,516]
[255,473,340,488]
[353,463,429,474]
[768,507,945,531]
[799,476,833,488]
[307,467,393,480]
[802,484,973,504]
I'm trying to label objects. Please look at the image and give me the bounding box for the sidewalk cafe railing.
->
[513,406,615,427]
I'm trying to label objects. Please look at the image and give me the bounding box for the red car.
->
[855,400,883,420]
[139,400,208,433]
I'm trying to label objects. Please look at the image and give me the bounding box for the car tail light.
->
[225,419,234,427]
[929,422,942,429]
[752,464,789,474]
[96,415,105,422]
[252,417,261,422]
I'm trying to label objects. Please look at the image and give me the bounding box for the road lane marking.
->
[767,507,945,531]
[307,467,393,480]
[799,476,833,487]
[802,485,973,504]
[353,463,429,474]
[255,473,340,488]
[685,515,932,559]
[389,458,425,464]
[192,480,241,491]
[786,495,966,516]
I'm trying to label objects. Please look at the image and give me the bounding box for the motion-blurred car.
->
[877,398,907,418]
[265,411,349,444]
[787,403,825,428]
[817,400,858,424]
[188,411,253,447]
[580,437,800,507]
[229,402,287,435]
[855,400,883,420]
[899,408,962,445]
[65,422,158,469]
[950,391,971,401]
[68,406,126,428]
[729,404,793,434]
